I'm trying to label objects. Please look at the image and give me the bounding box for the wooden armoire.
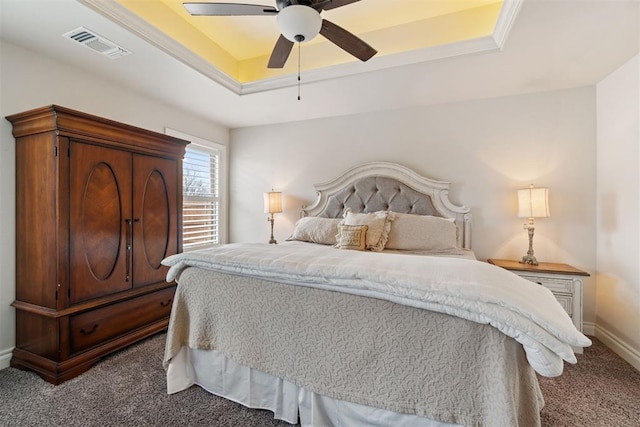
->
[7,105,188,384]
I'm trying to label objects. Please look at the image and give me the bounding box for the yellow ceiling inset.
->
[117,0,504,83]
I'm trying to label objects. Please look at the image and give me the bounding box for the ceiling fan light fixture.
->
[277,5,322,43]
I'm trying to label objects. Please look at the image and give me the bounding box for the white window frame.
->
[165,128,228,249]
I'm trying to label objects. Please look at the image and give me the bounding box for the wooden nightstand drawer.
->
[517,274,574,294]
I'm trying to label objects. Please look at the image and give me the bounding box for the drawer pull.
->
[80,324,99,335]
[536,282,543,285]
[160,299,172,308]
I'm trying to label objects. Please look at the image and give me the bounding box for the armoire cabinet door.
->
[69,142,132,303]
[132,154,178,287]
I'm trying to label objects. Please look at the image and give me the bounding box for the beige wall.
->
[0,41,229,368]
[230,86,598,329]
[596,54,640,370]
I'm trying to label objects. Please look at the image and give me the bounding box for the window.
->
[183,145,220,249]
[166,129,226,250]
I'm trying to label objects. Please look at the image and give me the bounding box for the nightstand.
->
[487,259,590,336]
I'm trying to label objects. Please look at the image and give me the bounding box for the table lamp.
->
[264,190,283,244]
[517,184,550,265]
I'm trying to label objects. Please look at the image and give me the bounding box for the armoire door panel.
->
[142,169,170,269]
[83,162,122,280]
[69,142,132,303]
[132,154,178,287]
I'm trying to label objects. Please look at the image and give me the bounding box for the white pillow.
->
[385,213,459,252]
[340,208,394,252]
[287,217,342,245]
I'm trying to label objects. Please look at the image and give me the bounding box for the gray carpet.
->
[538,338,640,426]
[0,333,638,426]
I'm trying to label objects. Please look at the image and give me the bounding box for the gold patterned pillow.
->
[342,208,395,252]
[335,224,368,251]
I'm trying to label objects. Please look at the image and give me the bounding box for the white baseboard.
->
[583,321,596,336]
[594,324,640,372]
[0,347,13,370]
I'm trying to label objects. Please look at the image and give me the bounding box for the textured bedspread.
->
[164,267,545,426]
[163,242,591,377]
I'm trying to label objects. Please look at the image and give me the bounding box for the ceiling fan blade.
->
[320,19,377,62]
[183,2,277,16]
[268,35,294,68]
[320,0,360,11]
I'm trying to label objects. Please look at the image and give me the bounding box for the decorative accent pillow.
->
[287,217,342,245]
[341,208,394,252]
[385,213,459,252]
[335,224,368,251]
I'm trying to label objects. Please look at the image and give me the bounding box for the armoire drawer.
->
[69,287,175,354]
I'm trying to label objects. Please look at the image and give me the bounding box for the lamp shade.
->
[517,185,550,218]
[277,5,322,43]
[264,191,283,214]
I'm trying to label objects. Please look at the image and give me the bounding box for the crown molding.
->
[241,35,500,95]
[493,0,524,49]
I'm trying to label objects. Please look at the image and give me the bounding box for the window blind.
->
[183,145,220,249]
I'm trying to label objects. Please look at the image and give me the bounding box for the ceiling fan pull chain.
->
[297,42,301,101]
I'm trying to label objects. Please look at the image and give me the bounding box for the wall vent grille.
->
[62,27,131,59]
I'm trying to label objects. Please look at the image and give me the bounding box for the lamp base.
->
[520,254,539,266]
[520,221,538,265]
[268,214,277,244]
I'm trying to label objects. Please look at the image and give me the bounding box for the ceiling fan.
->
[183,0,378,68]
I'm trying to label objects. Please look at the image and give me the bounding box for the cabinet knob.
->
[80,324,99,335]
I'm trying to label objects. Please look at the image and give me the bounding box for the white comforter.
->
[162,241,591,377]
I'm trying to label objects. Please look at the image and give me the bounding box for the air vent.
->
[62,27,131,59]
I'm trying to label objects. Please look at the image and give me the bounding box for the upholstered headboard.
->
[303,162,472,249]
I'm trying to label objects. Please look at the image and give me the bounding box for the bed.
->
[162,162,591,427]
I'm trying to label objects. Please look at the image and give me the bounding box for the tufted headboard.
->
[303,162,472,249]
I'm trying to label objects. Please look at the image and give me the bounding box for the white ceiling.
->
[0,0,638,129]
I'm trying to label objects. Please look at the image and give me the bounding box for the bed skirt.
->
[167,345,460,427]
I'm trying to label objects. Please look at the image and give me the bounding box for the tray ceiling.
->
[84,0,513,94]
